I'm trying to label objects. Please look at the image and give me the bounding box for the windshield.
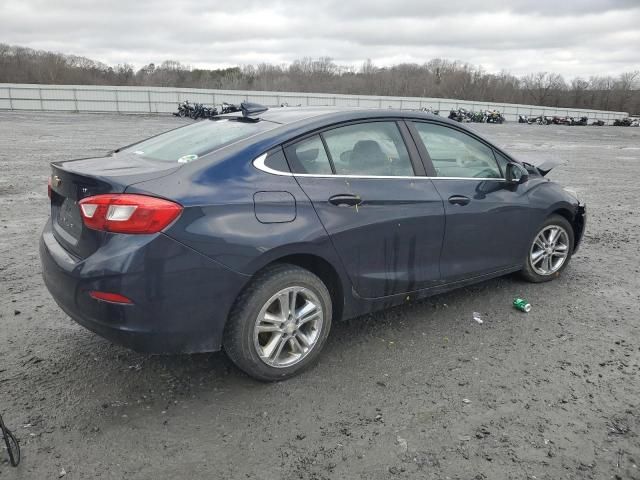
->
[122,119,277,163]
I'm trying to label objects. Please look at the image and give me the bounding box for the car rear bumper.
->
[39,219,249,354]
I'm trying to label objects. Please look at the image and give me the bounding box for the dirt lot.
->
[0,112,639,480]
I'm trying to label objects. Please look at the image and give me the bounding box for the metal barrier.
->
[0,83,628,123]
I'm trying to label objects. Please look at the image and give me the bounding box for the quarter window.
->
[413,123,502,179]
[262,147,290,173]
[285,135,333,174]
[323,122,414,177]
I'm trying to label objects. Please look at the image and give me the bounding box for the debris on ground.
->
[396,435,408,452]
[513,298,532,312]
[472,312,483,324]
[0,413,20,467]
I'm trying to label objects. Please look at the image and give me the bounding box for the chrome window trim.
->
[252,153,506,181]
[425,177,506,182]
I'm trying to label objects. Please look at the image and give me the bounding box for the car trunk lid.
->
[49,152,179,258]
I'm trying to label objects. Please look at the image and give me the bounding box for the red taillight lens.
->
[78,194,182,234]
[89,291,133,304]
[48,177,52,199]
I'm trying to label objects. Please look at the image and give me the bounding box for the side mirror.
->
[506,163,529,184]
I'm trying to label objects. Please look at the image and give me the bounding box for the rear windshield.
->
[122,119,277,163]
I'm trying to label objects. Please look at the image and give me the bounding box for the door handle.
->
[448,195,470,206]
[328,194,362,207]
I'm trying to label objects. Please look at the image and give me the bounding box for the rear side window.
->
[285,135,333,174]
[122,119,276,163]
[412,122,502,179]
[263,148,290,172]
[323,122,414,176]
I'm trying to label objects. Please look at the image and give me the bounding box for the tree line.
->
[1,43,638,114]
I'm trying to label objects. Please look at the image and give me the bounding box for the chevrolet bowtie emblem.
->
[52,175,62,187]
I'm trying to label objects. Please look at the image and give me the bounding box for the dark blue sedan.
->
[40,105,586,380]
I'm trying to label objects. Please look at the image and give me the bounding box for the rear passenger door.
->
[285,120,445,299]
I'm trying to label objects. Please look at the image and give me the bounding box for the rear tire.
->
[223,264,332,381]
[521,215,574,283]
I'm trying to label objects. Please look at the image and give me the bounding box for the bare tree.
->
[614,71,639,111]
[570,77,589,108]
[521,72,567,106]
[0,43,637,114]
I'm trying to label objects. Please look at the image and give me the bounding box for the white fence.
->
[0,83,628,123]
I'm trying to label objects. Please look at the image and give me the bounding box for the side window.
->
[285,135,333,175]
[323,122,414,176]
[413,123,502,179]
[262,147,290,173]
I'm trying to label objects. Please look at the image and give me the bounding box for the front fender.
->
[527,179,584,249]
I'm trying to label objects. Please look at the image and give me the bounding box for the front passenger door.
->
[410,121,531,282]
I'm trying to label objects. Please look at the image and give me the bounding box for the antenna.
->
[241,101,268,119]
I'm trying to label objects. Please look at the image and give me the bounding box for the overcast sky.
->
[1,0,639,78]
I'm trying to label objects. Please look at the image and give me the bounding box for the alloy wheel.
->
[530,225,570,275]
[253,286,323,368]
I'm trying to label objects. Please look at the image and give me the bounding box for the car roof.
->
[249,107,345,124]
[223,106,446,127]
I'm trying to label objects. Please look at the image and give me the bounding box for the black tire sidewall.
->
[225,265,333,381]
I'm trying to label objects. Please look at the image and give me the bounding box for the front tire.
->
[521,215,574,283]
[223,264,332,381]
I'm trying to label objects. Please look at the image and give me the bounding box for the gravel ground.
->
[1,112,639,480]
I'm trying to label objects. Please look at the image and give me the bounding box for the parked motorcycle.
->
[570,116,588,126]
[591,119,605,126]
[448,108,474,122]
[419,107,440,115]
[485,110,505,124]
[615,117,640,127]
[448,108,505,124]
[532,116,551,125]
[173,100,193,117]
[449,108,467,122]
[221,102,241,114]
[173,100,241,119]
[469,110,484,123]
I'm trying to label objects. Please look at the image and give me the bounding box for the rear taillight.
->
[78,194,182,234]
[89,291,133,304]
[47,177,52,199]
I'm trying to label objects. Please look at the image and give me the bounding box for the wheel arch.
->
[550,207,573,225]
[549,206,582,249]
[263,253,345,323]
